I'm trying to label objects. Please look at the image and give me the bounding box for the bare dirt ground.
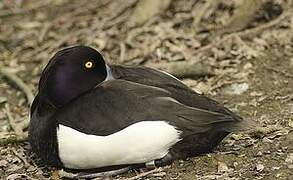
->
[0,0,292,179]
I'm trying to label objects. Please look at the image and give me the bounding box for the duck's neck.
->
[29,95,62,167]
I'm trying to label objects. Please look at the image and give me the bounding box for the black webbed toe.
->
[155,153,174,167]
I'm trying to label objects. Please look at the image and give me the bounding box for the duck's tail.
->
[215,116,259,133]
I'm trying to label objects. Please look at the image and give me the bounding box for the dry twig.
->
[216,0,263,35]
[192,0,219,31]
[11,148,30,167]
[0,67,34,106]
[124,168,164,180]
[264,65,293,78]
[0,66,33,138]
[59,167,130,179]
[4,103,29,141]
[0,132,27,146]
[0,1,51,17]
[128,0,171,27]
[6,173,35,180]
[119,42,126,63]
[4,104,23,136]
[194,11,292,54]
[38,23,52,43]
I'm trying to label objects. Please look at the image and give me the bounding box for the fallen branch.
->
[149,61,213,78]
[194,11,292,54]
[0,67,34,106]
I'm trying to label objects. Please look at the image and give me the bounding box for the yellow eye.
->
[85,61,93,69]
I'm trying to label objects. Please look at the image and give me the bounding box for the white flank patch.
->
[57,121,181,169]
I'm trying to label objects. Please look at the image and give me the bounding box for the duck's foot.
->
[58,166,131,179]
[155,153,174,167]
[145,160,156,169]
[145,153,174,169]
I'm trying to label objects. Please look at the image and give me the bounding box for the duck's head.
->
[39,46,108,108]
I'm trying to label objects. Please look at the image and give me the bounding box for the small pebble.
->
[217,161,229,172]
[0,160,8,167]
[152,172,166,177]
[285,153,293,164]
[263,150,271,154]
[0,96,7,104]
[256,164,264,172]
[222,83,249,95]
[288,119,293,128]
[256,151,263,157]
[233,162,238,168]
[272,166,280,170]
[250,91,263,96]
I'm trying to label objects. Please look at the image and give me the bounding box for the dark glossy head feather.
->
[38,46,107,107]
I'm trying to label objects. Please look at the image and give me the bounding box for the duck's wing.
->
[57,79,251,137]
[110,65,239,118]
